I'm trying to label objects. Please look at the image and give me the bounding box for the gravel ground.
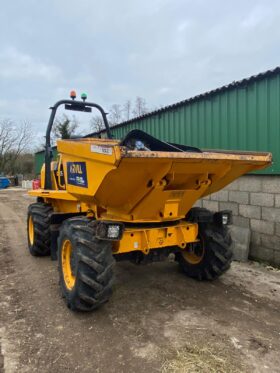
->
[0,189,280,373]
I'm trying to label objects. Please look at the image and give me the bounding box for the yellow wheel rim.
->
[28,215,35,245]
[182,240,205,265]
[61,239,76,290]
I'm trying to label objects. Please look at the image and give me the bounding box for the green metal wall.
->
[34,149,57,176]
[108,74,280,174]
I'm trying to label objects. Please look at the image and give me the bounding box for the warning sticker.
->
[90,145,113,155]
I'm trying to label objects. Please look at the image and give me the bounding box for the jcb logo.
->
[70,164,83,174]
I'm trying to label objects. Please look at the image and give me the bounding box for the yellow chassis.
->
[30,187,199,255]
[113,221,198,255]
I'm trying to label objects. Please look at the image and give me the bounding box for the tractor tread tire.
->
[58,217,114,312]
[27,203,52,256]
[178,222,233,281]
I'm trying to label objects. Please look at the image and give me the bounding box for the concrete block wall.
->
[196,175,280,266]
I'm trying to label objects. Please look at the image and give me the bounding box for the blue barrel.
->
[0,177,10,189]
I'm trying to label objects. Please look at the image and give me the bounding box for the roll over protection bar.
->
[44,99,111,190]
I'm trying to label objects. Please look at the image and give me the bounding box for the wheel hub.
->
[28,216,35,245]
[182,240,205,265]
[61,239,76,290]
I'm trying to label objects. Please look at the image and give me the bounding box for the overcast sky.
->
[1,0,280,142]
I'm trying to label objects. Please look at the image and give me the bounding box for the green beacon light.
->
[81,92,87,101]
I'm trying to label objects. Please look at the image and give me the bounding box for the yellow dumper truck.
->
[28,92,272,311]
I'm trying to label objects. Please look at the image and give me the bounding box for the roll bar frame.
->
[44,99,112,190]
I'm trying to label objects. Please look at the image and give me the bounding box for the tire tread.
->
[27,203,52,256]
[178,219,233,281]
[58,217,114,312]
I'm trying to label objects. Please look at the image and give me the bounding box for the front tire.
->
[27,203,52,256]
[177,222,232,280]
[58,217,115,311]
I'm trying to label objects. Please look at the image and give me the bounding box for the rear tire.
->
[177,222,232,280]
[27,203,52,256]
[58,217,115,311]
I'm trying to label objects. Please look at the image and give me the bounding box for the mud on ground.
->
[0,189,280,373]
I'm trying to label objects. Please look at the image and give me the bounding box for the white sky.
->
[0,0,280,145]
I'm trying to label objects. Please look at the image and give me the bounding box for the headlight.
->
[222,214,229,225]
[96,221,124,240]
[107,225,121,239]
[214,210,232,226]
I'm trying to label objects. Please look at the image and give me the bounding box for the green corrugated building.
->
[35,147,57,176]
[94,67,280,174]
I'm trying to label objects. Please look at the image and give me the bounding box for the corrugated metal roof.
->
[91,66,280,135]
[35,146,57,155]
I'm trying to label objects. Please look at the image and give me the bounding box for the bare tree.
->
[0,119,33,174]
[123,100,132,121]
[89,97,149,133]
[132,96,148,118]
[90,115,105,133]
[12,153,34,177]
[109,104,122,126]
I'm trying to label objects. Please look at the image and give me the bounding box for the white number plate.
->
[90,145,113,155]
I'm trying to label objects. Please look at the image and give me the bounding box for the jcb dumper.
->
[28,93,272,311]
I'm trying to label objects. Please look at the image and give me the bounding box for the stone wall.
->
[196,175,280,266]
